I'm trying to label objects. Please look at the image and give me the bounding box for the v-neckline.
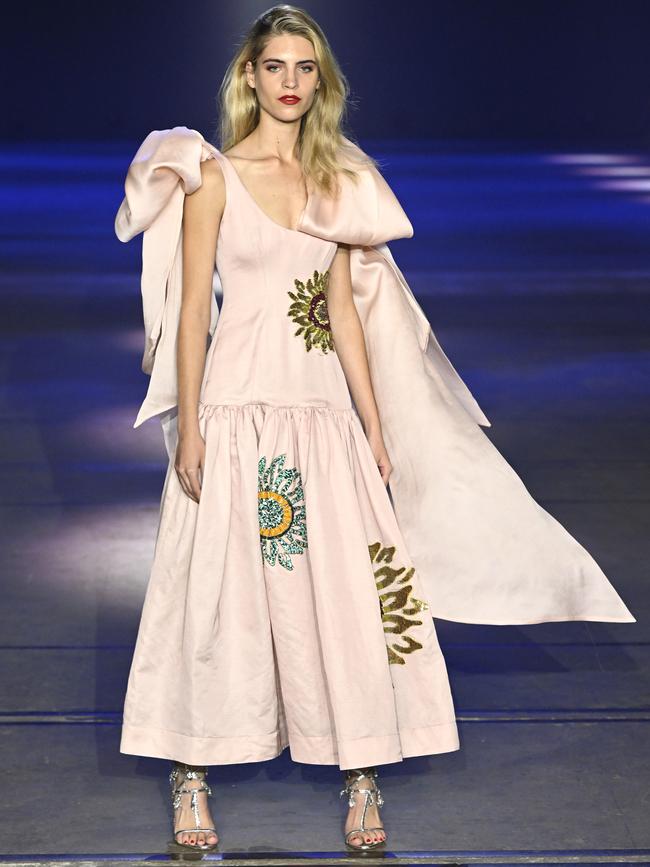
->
[221,153,309,235]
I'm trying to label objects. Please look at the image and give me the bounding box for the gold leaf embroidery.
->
[287,269,335,354]
[368,541,429,665]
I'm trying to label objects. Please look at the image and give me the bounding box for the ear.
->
[245,59,256,89]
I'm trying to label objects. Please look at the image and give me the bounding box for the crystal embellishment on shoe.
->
[339,766,386,850]
[169,762,218,850]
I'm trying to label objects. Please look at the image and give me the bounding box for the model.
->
[114,4,636,853]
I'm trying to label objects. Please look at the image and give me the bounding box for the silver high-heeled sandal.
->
[339,766,386,850]
[169,762,219,850]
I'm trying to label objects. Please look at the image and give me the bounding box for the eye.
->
[301,65,315,73]
[265,64,280,72]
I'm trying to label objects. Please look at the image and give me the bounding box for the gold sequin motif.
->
[368,541,430,664]
[287,269,335,354]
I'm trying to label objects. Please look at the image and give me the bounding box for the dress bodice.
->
[200,151,351,411]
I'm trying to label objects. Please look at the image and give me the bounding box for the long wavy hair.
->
[215,4,378,197]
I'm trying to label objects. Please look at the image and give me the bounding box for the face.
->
[245,34,321,122]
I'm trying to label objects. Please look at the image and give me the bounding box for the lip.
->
[278,95,301,104]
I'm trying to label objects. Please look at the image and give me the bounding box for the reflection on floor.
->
[0,140,648,863]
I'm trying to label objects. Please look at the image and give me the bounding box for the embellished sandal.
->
[169,762,219,850]
[339,766,387,850]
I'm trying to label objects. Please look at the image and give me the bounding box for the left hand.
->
[366,428,393,487]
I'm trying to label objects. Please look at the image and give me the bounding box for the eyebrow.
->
[261,58,317,65]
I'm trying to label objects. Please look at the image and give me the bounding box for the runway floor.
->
[0,139,648,865]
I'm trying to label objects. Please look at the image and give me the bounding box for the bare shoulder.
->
[199,156,225,192]
[184,157,225,220]
[200,156,224,179]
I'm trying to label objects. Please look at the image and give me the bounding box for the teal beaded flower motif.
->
[368,541,430,665]
[287,268,335,354]
[258,453,308,570]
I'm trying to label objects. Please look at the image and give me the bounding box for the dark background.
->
[4,0,650,145]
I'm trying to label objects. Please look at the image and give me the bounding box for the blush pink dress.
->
[119,150,460,770]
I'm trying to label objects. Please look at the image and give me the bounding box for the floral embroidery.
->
[287,268,335,354]
[258,454,308,570]
[368,541,429,665]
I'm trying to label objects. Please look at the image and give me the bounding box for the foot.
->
[342,767,386,848]
[170,763,219,848]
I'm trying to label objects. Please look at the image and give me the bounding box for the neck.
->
[251,112,302,164]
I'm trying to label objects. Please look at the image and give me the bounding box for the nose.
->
[283,69,297,88]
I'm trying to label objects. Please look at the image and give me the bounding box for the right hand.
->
[175,429,206,503]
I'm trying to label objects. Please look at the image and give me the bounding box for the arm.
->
[175,158,225,503]
[327,243,393,486]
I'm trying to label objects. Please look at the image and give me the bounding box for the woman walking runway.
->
[114,4,635,853]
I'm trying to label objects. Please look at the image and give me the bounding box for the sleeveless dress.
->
[119,150,460,770]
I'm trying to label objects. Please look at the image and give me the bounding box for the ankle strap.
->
[344,766,378,781]
[169,762,209,785]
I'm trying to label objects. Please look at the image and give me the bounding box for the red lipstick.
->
[279,95,301,104]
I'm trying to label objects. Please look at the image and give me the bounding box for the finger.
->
[178,470,199,503]
[186,469,202,502]
[181,476,197,503]
[190,476,201,502]
[175,468,191,500]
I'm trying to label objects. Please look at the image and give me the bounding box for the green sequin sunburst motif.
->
[368,541,430,665]
[258,454,308,571]
[287,268,335,354]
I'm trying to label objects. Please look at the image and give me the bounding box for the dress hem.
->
[119,719,460,769]
[433,612,637,625]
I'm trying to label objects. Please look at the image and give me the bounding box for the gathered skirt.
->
[119,401,460,769]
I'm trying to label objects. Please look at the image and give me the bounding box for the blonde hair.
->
[215,4,378,197]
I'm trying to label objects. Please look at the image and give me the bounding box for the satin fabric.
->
[114,126,636,627]
[121,400,461,767]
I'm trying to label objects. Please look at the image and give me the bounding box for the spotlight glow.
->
[545,153,644,165]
